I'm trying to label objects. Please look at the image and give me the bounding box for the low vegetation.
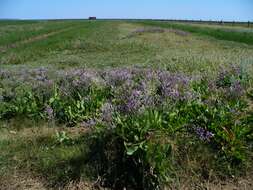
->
[140,21,253,45]
[0,20,252,189]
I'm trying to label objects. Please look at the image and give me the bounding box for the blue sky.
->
[0,0,252,21]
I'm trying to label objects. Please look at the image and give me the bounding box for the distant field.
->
[1,20,253,74]
[140,20,253,45]
[0,20,252,190]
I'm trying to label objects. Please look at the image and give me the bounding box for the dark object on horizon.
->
[89,17,97,20]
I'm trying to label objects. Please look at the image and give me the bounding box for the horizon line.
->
[0,18,252,23]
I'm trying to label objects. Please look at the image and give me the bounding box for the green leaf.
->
[49,97,55,104]
[124,142,139,156]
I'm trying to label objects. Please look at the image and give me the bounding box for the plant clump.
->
[0,66,252,189]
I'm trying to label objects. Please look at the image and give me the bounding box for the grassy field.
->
[140,20,253,45]
[0,20,253,190]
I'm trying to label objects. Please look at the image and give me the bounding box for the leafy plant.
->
[55,131,72,144]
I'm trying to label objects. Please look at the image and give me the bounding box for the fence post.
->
[248,21,250,28]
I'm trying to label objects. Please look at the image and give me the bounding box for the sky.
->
[0,0,252,21]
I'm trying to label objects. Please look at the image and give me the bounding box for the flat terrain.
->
[0,20,252,190]
[1,20,253,73]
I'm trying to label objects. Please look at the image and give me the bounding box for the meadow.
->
[0,20,252,190]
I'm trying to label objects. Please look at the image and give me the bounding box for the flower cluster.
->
[0,66,249,123]
[195,127,214,142]
[104,69,132,86]
[80,119,97,128]
[158,71,192,100]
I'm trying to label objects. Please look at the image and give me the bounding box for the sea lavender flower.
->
[158,71,191,101]
[71,70,103,89]
[145,69,158,81]
[230,65,242,77]
[216,66,242,89]
[32,68,49,82]
[80,119,97,128]
[195,127,214,142]
[216,70,232,88]
[124,89,143,113]
[101,102,114,123]
[0,70,11,79]
[139,80,159,106]
[44,105,54,120]
[228,80,244,98]
[72,71,93,88]
[118,79,154,113]
[105,69,132,86]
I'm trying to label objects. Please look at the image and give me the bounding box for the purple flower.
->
[45,105,54,120]
[61,69,104,95]
[101,102,114,123]
[125,90,142,112]
[30,68,49,82]
[195,127,214,142]
[158,71,191,101]
[231,65,242,76]
[228,81,244,98]
[216,65,242,88]
[105,69,132,86]
[80,119,96,128]
[0,70,11,79]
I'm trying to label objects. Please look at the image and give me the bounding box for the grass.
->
[0,20,253,189]
[0,120,93,188]
[1,119,252,189]
[0,20,84,47]
[139,20,253,45]
[1,21,158,69]
[1,21,253,76]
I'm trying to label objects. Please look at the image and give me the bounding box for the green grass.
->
[1,20,253,76]
[1,21,158,70]
[139,20,253,45]
[0,20,40,27]
[0,120,94,188]
[0,20,84,47]
[0,20,253,189]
